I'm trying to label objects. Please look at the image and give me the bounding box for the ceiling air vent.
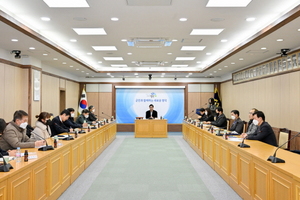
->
[127,38,172,48]
[134,61,164,67]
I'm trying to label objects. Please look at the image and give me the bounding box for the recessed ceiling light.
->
[206,53,212,55]
[81,71,85,72]
[43,0,89,7]
[239,58,244,60]
[62,62,67,64]
[107,73,111,75]
[53,58,58,60]
[181,46,206,51]
[134,73,138,75]
[41,17,51,21]
[197,61,201,64]
[172,39,178,42]
[98,61,102,63]
[209,73,213,75]
[43,54,48,56]
[161,75,164,77]
[214,71,217,73]
[76,68,79,70]
[167,53,172,55]
[224,66,228,67]
[185,75,189,77]
[261,47,267,50]
[111,64,128,67]
[29,47,35,50]
[218,68,222,70]
[92,46,117,51]
[246,17,256,22]
[206,0,252,7]
[162,73,165,75]
[70,39,77,42]
[172,65,188,67]
[298,29,300,32]
[11,39,18,42]
[164,61,168,63]
[179,18,187,21]
[221,39,228,42]
[103,57,123,61]
[277,39,284,42]
[131,61,136,63]
[111,17,119,21]
[136,76,139,78]
[175,57,195,61]
[231,62,235,64]
[127,53,132,55]
[121,39,127,42]
[73,28,106,35]
[87,52,92,55]
[70,65,73,67]
[111,76,114,78]
[189,73,193,75]
[86,73,89,74]
[190,29,224,35]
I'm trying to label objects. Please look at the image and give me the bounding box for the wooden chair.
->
[243,121,248,133]
[272,127,280,146]
[226,118,230,130]
[289,131,300,151]
[278,128,291,150]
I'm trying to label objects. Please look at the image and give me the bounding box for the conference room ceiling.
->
[0,0,300,79]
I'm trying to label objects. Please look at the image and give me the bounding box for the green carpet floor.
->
[82,138,214,200]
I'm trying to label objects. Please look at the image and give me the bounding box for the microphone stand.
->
[63,132,74,141]
[102,112,112,119]
[0,152,13,172]
[31,131,54,151]
[267,132,300,163]
[238,137,250,148]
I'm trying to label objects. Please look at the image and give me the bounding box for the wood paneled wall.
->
[221,71,300,132]
[187,93,214,118]
[86,92,112,119]
[65,80,80,117]
[0,63,28,122]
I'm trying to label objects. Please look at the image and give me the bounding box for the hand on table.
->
[35,140,45,147]
[240,133,247,138]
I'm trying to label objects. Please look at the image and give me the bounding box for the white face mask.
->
[19,122,28,129]
[92,109,95,113]
[205,111,208,115]
[253,119,259,125]
[231,115,236,120]
[71,113,75,117]
[85,115,89,118]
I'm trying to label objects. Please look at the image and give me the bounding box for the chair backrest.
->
[226,118,230,130]
[289,131,300,151]
[243,121,248,133]
[272,127,280,146]
[278,128,291,150]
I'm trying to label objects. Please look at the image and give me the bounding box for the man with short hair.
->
[241,111,277,146]
[0,110,44,151]
[241,108,258,136]
[204,107,227,129]
[50,109,73,136]
[229,110,244,134]
[76,109,94,125]
[145,104,158,119]
[197,108,206,120]
[64,108,86,128]
[88,105,98,121]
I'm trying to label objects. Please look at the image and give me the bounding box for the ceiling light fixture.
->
[62,62,67,64]
[111,17,119,21]
[224,66,228,67]
[76,68,79,70]
[239,58,244,60]
[206,0,252,7]
[73,28,107,35]
[167,53,172,55]
[111,64,128,67]
[127,53,132,55]
[190,29,224,35]
[43,53,48,56]
[206,53,212,55]
[43,0,89,7]
[103,57,123,61]
[121,39,127,42]
[172,65,188,67]
[92,46,117,51]
[98,61,102,63]
[261,47,267,50]
[221,39,228,42]
[179,18,187,21]
[29,47,35,50]
[197,61,201,64]
[246,17,256,22]
[175,57,195,61]
[70,39,77,42]
[41,17,51,21]
[70,65,73,67]
[11,39,18,42]
[53,58,58,60]
[231,62,235,64]
[181,46,206,51]
[172,39,178,42]
[277,39,284,42]
[87,52,92,55]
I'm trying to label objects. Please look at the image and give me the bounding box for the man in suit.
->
[50,109,73,136]
[145,104,158,119]
[204,107,227,129]
[64,108,86,128]
[229,110,244,134]
[241,111,277,146]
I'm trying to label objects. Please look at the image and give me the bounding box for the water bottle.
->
[16,147,21,163]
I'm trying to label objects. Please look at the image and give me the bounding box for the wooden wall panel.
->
[86,92,98,116]
[65,80,79,116]
[4,65,16,120]
[59,79,66,89]
[188,93,200,117]
[99,92,112,118]
[0,63,5,119]
[221,71,300,133]
[200,92,214,108]
[41,74,60,116]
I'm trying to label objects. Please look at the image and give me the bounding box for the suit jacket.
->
[211,113,227,129]
[201,115,214,122]
[0,121,35,151]
[88,112,97,121]
[246,119,258,135]
[64,117,82,128]
[229,118,244,134]
[247,121,277,146]
[50,116,70,136]
[145,110,158,119]
[76,114,93,125]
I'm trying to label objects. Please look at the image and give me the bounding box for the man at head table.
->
[145,104,158,119]
[204,107,227,129]
[50,109,73,136]
[0,110,45,151]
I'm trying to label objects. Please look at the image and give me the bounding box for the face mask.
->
[46,119,52,126]
[253,119,259,125]
[231,115,236,120]
[71,113,75,117]
[205,111,208,115]
[19,122,28,129]
[85,115,89,118]
[92,109,95,113]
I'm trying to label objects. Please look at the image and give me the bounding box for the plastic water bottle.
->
[16,147,21,163]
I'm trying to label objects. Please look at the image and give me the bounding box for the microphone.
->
[267,132,300,163]
[31,131,54,151]
[102,111,111,119]
[238,137,250,148]
[0,152,13,172]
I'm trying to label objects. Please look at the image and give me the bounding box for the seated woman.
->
[31,112,52,140]
[0,118,16,157]
[201,108,214,122]
[76,109,94,125]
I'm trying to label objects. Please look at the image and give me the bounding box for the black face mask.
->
[46,119,52,126]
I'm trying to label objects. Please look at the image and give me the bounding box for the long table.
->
[0,122,116,200]
[135,119,168,138]
[182,121,300,200]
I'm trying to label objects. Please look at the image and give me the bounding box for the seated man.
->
[50,109,73,136]
[241,111,277,146]
[229,110,244,134]
[241,108,258,136]
[201,108,214,122]
[204,107,227,129]
[88,105,98,122]
[0,118,16,157]
[64,108,86,128]
[0,110,44,151]
[145,104,158,119]
[197,108,205,120]
[76,109,94,125]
